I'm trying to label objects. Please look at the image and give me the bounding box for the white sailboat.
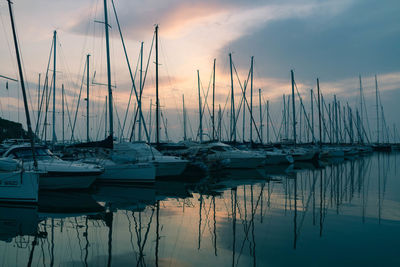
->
[0,162,38,203]
[262,150,294,165]
[114,142,188,177]
[3,145,102,190]
[67,0,156,184]
[0,1,39,204]
[187,142,265,169]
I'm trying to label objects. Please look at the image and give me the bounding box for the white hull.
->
[264,153,293,165]
[290,150,316,161]
[39,175,97,190]
[97,162,156,184]
[225,157,265,169]
[320,149,345,158]
[0,171,38,203]
[155,160,188,177]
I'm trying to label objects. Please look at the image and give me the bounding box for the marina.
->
[0,0,399,266]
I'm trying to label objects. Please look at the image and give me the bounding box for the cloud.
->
[218,0,400,82]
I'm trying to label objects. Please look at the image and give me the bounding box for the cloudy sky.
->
[0,0,399,142]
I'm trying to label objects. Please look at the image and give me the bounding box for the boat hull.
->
[265,153,293,165]
[0,171,38,203]
[224,157,265,169]
[97,163,156,184]
[155,161,188,177]
[39,174,97,190]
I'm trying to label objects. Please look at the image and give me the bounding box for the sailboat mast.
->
[37,73,40,119]
[218,104,222,140]
[183,94,187,141]
[155,25,160,146]
[52,30,57,146]
[7,0,37,167]
[267,100,270,143]
[311,89,314,143]
[138,42,143,141]
[359,75,363,127]
[212,58,216,140]
[375,75,379,144]
[104,0,113,142]
[291,70,296,146]
[258,88,262,144]
[334,95,338,143]
[62,84,64,144]
[250,56,254,144]
[86,54,90,142]
[197,70,203,142]
[229,53,235,142]
[105,96,107,139]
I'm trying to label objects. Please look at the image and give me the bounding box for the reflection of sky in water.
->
[0,153,399,266]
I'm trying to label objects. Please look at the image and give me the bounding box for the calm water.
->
[1,153,400,267]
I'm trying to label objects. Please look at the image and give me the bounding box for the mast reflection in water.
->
[1,153,400,266]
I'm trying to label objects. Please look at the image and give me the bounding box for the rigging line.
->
[201,67,214,134]
[121,48,140,139]
[70,59,87,141]
[63,85,74,142]
[321,94,333,142]
[231,60,251,140]
[35,40,54,136]
[129,34,156,140]
[158,36,183,127]
[114,101,124,140]
[264,100,278,141]
[41,74,54,141]
[293,81,316,143]
[111,0,150,143]
[232,61,262,142]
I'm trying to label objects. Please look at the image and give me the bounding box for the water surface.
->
[1,153,399,266]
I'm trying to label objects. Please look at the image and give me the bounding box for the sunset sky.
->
[0,0,399,142]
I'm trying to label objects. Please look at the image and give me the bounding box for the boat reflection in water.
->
[1,153,400,266]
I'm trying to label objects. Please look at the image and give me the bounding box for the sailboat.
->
[0,0,38,204]
[114,142,188,178]
[67,0,156,184]
[2,144,102,190]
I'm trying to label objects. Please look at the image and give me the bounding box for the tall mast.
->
[375,74,379,144]
[291,70,296,146]
[37,73,40,120]
[197,70,203,143]
[311,89,314,143]
[212,58,216,140]
[359,75,363,127]
[52,30,57,146]
[155,25,160,146]
[62,84,64,144]
[250,56,254,144]
[105,95,107,139]
[218,104,222,140]
[86,54,90,142]
[229,53,235,142]
[7,0,37,167]
[283,94,286,140]
[258,88,262,144]
[334,95,338,144]
[149,99,152,141]
[267,100,270,143]
[182,94,187,141]
[138,42,143,141]
[242,81,246,142]
[104,0,113,143]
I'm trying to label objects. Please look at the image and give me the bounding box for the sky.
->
[0,0,399,142]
